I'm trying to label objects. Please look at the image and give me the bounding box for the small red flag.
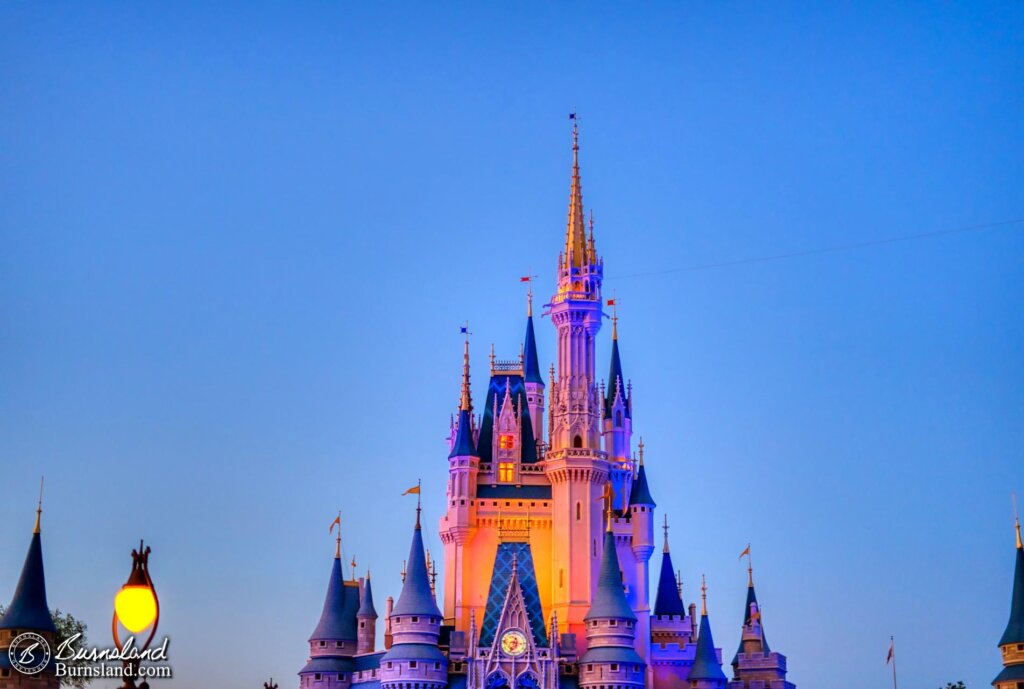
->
[607,299,616,306]
[520,276,531,282]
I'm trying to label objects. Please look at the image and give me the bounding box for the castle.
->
[297,124,797,689]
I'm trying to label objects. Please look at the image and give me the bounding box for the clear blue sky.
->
[2,3,1022,688]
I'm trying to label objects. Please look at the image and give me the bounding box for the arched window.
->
[573,435,583,448]
[576,502,581,520]
[615,411,622,426]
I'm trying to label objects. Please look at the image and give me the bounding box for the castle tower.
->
[687,578,727,689]
[523,291,546,448]
[381,509,448,689]
[579,507,645,689]
[728,559,795,689]
[603,309,634,511]
[299,536,359,689]
[0,500,60,689]
[993,515,1024,689]
[357,572,378,655]
[627,441,655,670]
[545,118,609,646]
[442,333,481,629]
[650,516,695,688]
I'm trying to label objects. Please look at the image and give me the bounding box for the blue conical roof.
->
[1000,540,1024,646]
[604,336,629,419]
[309,556,353,642]
[449,408,477,459]
[391,520,442,618]
[524,315,543,385]
[653,549,684,616]
[585,529,636,621]
[358,575,377,618]
[0,531,55,633]
[732,583,769,664]
[688,613,726,682]
[628,463,655,506]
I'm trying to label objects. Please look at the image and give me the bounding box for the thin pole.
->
[890,636,898,689]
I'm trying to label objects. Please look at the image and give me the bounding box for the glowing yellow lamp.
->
[113,541,160,648]
[115,585,158,633]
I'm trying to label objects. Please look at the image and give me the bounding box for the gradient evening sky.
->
[2,2,1022,688]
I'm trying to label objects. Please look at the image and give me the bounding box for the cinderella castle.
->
[296,122,798,689]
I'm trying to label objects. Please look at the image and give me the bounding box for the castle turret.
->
[728,557,795,689]
[381,509,448,689]
[299,534,359,689]
[994,515,1024,689]
[687,577,727,689]
[627,440,655,671]
[579,504,645,689]
[441,332,481,629]
[603,308,634,502]
[0,499,59,689]
[357,572,378,655]
[523,290,546,448]
[546,118,609,644]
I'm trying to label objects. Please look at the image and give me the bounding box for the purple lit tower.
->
[297,121,800,689]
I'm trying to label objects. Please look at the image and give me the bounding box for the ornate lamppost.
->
[113,540,160,689]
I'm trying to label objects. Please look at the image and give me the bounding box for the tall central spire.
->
[564,114,587,269]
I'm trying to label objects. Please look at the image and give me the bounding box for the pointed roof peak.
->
[654,534,686,617]
[391,515,442,618]
[459,324,473,412]
[564,112,588,270]
[34,477,44,534]
[358,572,377,618]
[0,510,55,633]
[688,604,727,682]
[585,528,636,621]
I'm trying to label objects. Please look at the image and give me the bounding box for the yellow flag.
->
[738,544,751,560]
[402,485,421,496]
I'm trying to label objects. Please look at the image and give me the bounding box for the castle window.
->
[576,502,581,520]
[499,434,515,449]
[573,435,583,448]
[587,665,593,672]
[410,661,418,669]
[314,674,322,681]
[412,616,419,623]
[435,663,441,670]
[338,674,345,680]
[559,569,564,588]
[611,664,618,672]
[610,620,617,626]
[499,463,514,482]
[615,411,622,426]
[319,640,326,647]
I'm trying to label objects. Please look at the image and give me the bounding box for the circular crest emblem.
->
[8,632,50,675]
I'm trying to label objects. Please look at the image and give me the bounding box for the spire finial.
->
[334,511,342,559]
[701,574,708,616]
[34,476,44,534]
[351,554,357,580]
[638,436,645,466]
[563,111,586,271]
[415,479,422,528]
[608,294,619,340]
[1014,492,1022,549]
[460,323,472,412]
[522,273,536,317]
[662,513,670,553]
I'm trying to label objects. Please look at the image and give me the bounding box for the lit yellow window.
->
[498,462,514,482]
[499,434,515,450]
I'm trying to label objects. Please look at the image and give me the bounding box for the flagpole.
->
[890,636,898,689]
